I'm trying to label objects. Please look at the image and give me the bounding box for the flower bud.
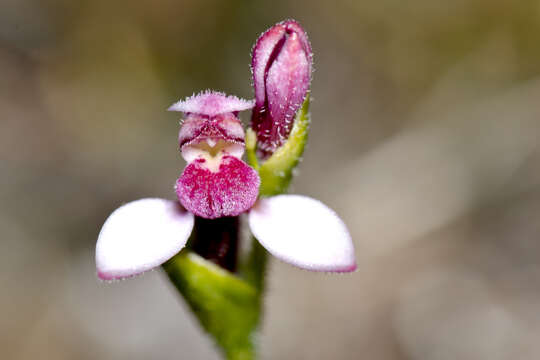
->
[251,20,312,158]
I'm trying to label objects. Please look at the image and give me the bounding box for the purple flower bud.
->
[251,20,313,158]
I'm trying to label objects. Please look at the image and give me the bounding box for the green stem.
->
[163,253,260,360]
[247,96,310,196]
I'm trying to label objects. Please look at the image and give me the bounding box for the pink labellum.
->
[96,198,194,280]
[168,90,254,117]
[248,195,356,272]
[176,156,260,219]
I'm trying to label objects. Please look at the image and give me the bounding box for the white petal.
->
[96,198,194,280]
[248,195,356,272]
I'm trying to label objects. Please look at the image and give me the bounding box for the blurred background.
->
[2,0,540,359]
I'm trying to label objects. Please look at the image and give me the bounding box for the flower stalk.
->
[163,253,260,360]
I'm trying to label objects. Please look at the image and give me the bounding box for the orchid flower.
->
[96,90,356,280]
[95,19,356,360]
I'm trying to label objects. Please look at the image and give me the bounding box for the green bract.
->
[247,96,310,196]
